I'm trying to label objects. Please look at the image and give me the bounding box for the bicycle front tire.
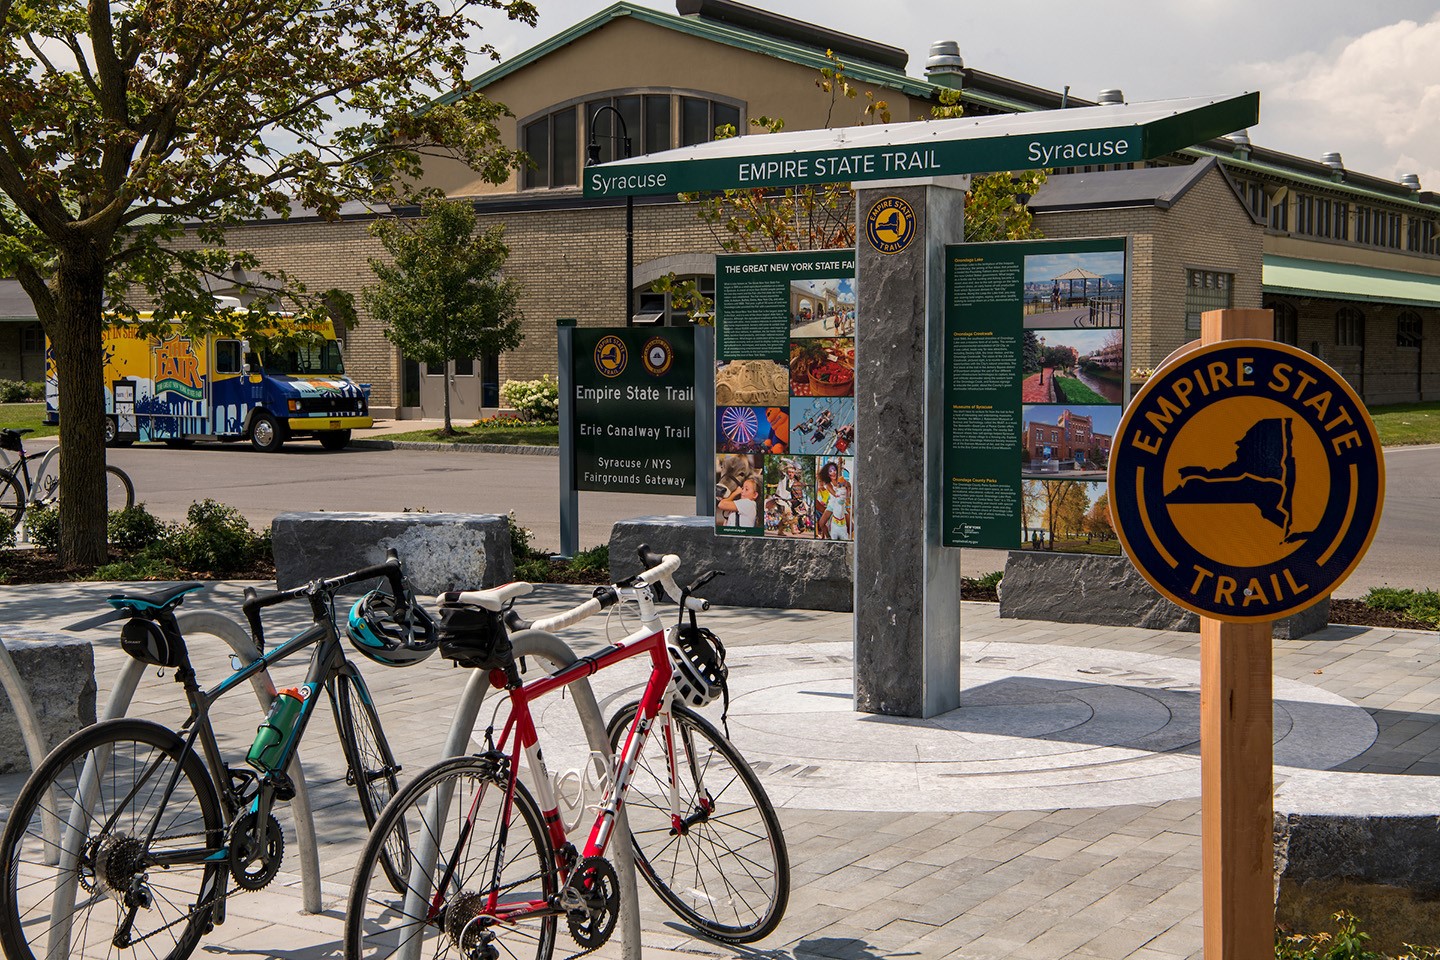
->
[0,717,225,960]
[333,672,406,893]
[607,701,789,943]
[104,465,135,512]
[345,754,558,960]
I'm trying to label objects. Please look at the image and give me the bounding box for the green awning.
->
[583,92,1260,197]
[1263,256,1440,309]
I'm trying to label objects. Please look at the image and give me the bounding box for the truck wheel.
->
[103,416,132,448]
[318,430,352,451]
[250,412,288,453]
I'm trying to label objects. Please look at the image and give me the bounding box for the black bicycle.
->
[0,552,424,960]
[0,427,135,528]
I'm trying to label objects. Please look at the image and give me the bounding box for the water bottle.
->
[247,688,304,773]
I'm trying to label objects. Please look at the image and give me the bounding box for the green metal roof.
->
[1193,146,1437,214]
[1264,256,1440,308]
[445,1,936,106]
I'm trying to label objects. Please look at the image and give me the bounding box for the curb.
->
[350,438,558,456]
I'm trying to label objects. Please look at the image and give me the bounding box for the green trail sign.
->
[572,327,696,495]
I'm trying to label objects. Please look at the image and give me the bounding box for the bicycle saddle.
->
[106,583,205,613]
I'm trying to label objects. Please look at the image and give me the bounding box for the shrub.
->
[569,544,608,574]
[515,557,553,583]
[507,511,537,560]
[162,499,270,575]
[0,380,36,403]
[107,504,168,552]
[93,556,185,581]
[0,515,14,549]
[23,505,60,551]
[1363,587,1440,628]
[500,375,559,423]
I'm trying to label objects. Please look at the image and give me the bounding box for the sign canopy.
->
[583,92,1260,198]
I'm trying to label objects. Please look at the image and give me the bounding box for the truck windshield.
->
[263,341,345,376]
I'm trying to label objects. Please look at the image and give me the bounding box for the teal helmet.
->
[347,590,439,668]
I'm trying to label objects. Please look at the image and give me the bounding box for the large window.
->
[634,274,715,326]
[521,91,743,190]
[1335,307,1364,348]
[1273,301,1298,345]
[1409,217,1437,254]
[1184,269,1234,333]
[1398,311,1422,349]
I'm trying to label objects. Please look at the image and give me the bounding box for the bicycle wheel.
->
[0,718,225,960]
[0,468,23,529]
[345,755,557,960]
[333,672,406,893]
[607,701,789,943]
[105,465,135,512]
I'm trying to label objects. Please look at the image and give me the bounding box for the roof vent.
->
[926,40,964,74]
[1321,152,1344,170]
[1097,89,1125,105]
[1401,173,1422,191]
[1228,129,1251,160]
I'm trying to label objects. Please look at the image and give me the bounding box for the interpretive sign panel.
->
[714,250,857,540]
[572,327,695,495]
[942,237,1128,551]
[1109,339,1384,621]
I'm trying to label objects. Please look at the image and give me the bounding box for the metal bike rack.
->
[0,636,66,848]
[41,611,326,958]
[408,629,641,960]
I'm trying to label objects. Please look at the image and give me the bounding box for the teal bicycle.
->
[0,551,431,960]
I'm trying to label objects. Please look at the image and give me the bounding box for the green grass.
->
[1052,377,1107,405]
[384,423,559,446]
[0,403,57,438]
[1368,401,1440,447]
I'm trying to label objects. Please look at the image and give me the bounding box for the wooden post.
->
[1199,308,1274,959]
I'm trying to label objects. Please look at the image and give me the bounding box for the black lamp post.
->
[587,105,634,326]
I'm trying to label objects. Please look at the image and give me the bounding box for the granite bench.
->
[271,511,514,595]
[0,630,98,773]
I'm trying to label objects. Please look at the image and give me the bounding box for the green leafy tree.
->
[1022,330,1042,375]
[365,198,524,434]
[0,0,535,564]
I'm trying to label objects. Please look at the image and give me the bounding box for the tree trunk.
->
[50,255,110,567]
[442,367,454,434]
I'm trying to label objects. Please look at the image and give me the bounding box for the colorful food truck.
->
[46,309,371,452]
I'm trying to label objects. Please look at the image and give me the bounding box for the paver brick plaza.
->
[2,580,1435,959]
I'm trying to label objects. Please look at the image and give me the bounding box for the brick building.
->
[1024,409,1113,466]
[14,0,1431,419]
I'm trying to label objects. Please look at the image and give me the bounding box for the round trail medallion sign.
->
[1109,340,1384,622]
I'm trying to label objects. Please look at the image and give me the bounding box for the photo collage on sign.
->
[715,276,856,540]
[1019,250,1126,555]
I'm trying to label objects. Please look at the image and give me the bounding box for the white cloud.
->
[1237,14,1440,187]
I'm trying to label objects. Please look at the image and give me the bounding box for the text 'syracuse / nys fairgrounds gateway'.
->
[10,0,1429,419]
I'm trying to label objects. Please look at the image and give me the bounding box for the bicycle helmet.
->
[347,590,439,668]
[667,624,728,708]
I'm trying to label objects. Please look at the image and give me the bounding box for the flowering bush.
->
[1131,366,1155,382]
[500,375,559,423]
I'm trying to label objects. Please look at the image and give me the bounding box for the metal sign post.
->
[1110,308,1385,959]
[557,319,579,558]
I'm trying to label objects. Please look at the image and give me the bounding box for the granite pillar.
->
[853,182,966,717]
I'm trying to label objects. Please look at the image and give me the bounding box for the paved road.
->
[101,440,1440,596]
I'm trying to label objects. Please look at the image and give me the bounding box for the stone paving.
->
[1,580,1437,959]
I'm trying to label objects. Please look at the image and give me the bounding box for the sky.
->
[470,0,1440,189]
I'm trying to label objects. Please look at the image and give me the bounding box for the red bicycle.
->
[344,547,789,959]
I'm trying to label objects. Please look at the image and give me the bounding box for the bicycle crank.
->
[561,856,619,950]
[228,811,284,891]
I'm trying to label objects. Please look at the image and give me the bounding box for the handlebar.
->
[522,546,708,634]
[243,549,408,649]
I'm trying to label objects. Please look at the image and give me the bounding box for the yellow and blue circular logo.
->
[1109,340,1384,622]
[865,197,916,255]
[642,336,673,376]
[594,335,628,378]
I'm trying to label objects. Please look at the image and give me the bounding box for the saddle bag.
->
[437,603,514,670]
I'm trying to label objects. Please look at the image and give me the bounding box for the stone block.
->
[609,515,853,611]
[998,550,1330,639]
[0,631,97,773]
[271,512,513,596]
[1275,773,1440,952]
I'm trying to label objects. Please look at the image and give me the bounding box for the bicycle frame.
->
[429,616,678,927]
[0,446,59,506]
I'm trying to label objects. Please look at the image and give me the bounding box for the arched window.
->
[1335,306,1364,348]
[521,90,744,190]
[1272,301,1298,345]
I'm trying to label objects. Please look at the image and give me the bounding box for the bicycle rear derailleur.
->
[560,855,619,950]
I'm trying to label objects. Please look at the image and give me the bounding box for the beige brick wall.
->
[1278,296,1440,404]
[1035,167,1264,375]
